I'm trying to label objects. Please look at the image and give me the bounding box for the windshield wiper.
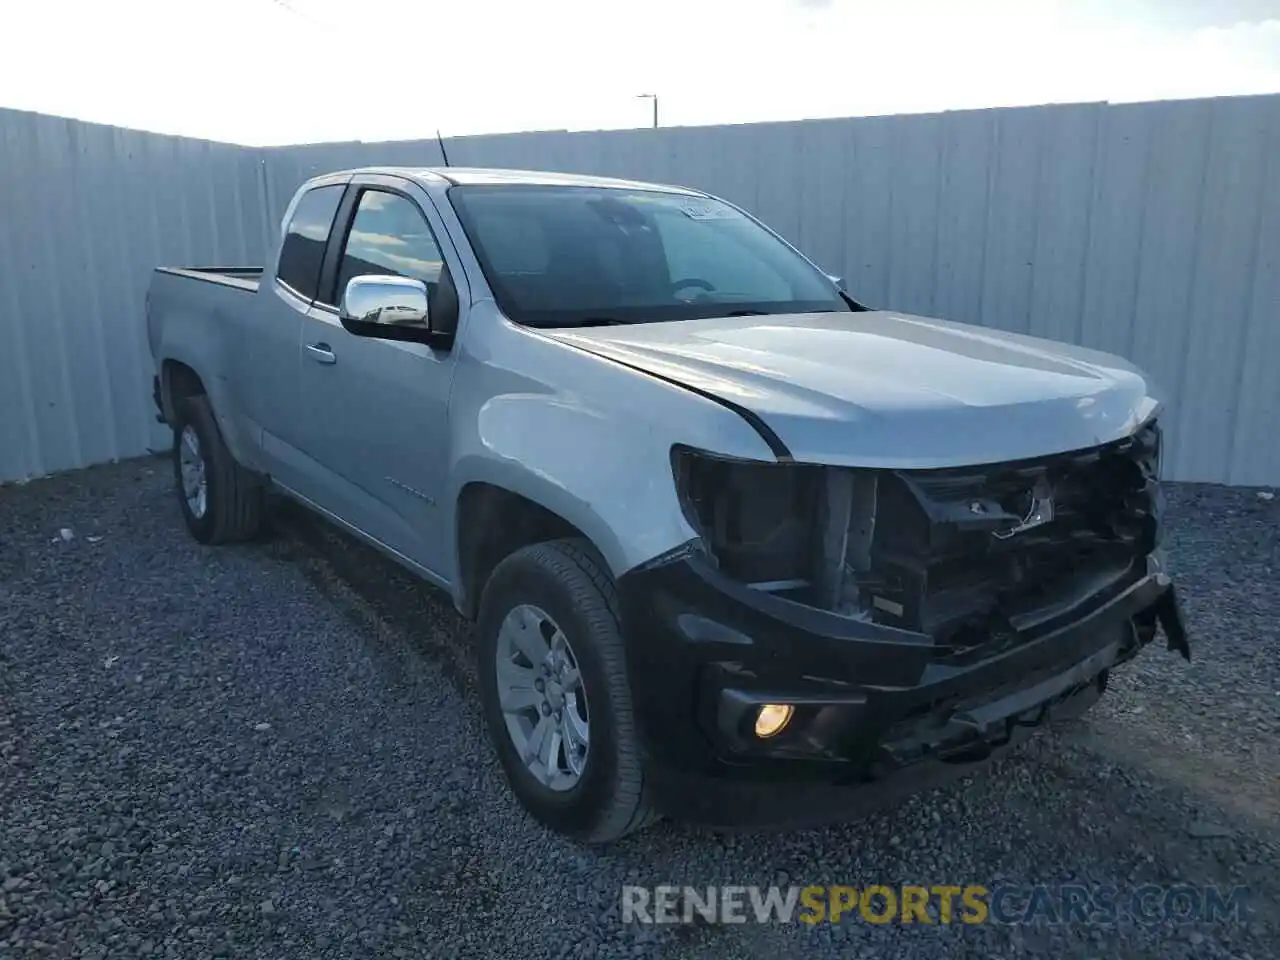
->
[725,308,838,317]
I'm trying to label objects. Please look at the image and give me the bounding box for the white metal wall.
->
[3,96,1277,485]
[0,108,269,483]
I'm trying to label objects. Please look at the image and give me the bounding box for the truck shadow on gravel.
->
[264,495,479,698]
[260,493,952,839]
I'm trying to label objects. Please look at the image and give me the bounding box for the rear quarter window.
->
[276,185,343,300]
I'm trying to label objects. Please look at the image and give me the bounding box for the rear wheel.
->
[172,395,263,544]
[477,539,655,842]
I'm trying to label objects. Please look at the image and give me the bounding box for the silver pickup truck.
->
[147,167,1190,842]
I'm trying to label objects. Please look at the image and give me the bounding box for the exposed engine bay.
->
[673,419,1164,661]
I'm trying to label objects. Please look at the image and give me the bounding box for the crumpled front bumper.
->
[617,548,1190,827]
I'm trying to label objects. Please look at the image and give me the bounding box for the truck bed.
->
[154,266,263,293]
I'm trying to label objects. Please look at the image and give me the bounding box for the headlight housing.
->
[672,446,817,585]
[671,446,880,615]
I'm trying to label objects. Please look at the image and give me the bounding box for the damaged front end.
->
[620,419,1190,824]
[670,418,1187,662]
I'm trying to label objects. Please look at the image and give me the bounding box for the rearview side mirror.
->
[339,275,432,343]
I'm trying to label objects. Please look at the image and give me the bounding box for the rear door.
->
[295,175,464,578]
[249,178,347,492]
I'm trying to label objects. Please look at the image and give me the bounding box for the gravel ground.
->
[1,457,1277,960]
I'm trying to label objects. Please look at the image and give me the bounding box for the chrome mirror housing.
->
[340,275,430,329]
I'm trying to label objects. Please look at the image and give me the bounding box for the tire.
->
[476,538,655,843]
[172,395,264,544]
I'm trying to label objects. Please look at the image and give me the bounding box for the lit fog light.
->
[754,704,794,738]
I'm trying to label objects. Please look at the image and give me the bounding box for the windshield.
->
[447,185,849,326]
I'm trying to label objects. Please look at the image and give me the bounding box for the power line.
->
[266,0,335,31]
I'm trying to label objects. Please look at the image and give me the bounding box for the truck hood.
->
[545,311,1160,468]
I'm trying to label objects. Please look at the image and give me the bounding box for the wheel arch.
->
[159,358,207,425]
[455,481,611,621]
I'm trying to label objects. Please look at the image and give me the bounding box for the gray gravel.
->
[1,458,1277,959]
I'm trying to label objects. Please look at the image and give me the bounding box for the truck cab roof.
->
[336,166,705,195]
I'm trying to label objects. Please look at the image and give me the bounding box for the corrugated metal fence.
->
[2,95,1277,485]
[0,109,269,481]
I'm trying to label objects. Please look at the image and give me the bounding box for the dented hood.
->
[546,311,1160,468]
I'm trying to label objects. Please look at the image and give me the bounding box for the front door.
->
[296,180,461,577]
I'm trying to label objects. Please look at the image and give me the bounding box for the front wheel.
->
[476,539,654,842]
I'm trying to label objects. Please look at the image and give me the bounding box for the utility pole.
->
[637,93,658,128]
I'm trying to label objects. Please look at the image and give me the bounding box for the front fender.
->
[443,307,779,587]
[449,392,694,581]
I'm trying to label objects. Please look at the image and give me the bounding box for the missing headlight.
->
[672,447,821,587]
[672,448,881,616]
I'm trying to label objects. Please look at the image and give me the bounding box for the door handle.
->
[305,342,336,365]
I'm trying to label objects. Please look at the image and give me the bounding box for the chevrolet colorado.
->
[147,167,1190,841]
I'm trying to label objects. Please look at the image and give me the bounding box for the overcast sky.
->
[2,0,1278,145]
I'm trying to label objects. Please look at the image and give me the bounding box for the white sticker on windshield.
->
[678,201,735,221]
